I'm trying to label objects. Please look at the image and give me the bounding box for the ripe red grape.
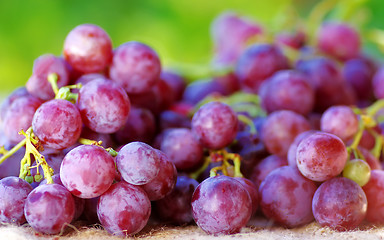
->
[115,142,160,185]
[160,128,204,172]
[362,170,384,224]
[250,154,288,188]
[63,24,113,73]
[296,132,348,182]
[191,175,252,235]
[26,54,70,100]
[320,105,359,142]
[97,181,151,236]
[154,175,199,225]
[260,110,311,157]
[259,166,317,228]
[0,176,33,225]
[32,99,82,150]
[343,58,375,100]
[77,78,130,134]
[60,145,115,198]
[192,101,238,150]
[24,183,75,235]
[317,22,361,61]
[312,177,367,231]
[109,41,161,94]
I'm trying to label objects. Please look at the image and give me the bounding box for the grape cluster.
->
[2,2,384,237]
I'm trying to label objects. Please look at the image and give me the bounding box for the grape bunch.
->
[2,1,384,237]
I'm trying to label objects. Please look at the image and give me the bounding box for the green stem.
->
[48,73,59,95]
[366,99,384,117]
[349,120,365,150]
[189,157,211,180]
[0,138,26,165]
[237,114,257,135]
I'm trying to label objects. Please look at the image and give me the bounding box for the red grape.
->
[362,170,384,224]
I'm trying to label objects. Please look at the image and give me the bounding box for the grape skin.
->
[109,41,161,94]
[154,175,199,225]
[160,128,204,172]
[116,142,160,185]
[97,182,151,236]
[312,177,367,231]
[32,99,83,150]
[191,101,238,150]
[296,132,348,182]
[0,177,33,225]
[362,170,384,224]
[191,175,252,235]
[77,78,131,134]
[60,145,116,199]
[24,183,75,235]
[250,154,288,189]
[259,166,317,228]
[63,24,113,73]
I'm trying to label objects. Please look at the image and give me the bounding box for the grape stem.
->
[78,137,118,157]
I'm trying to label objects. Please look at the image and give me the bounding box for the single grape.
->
[317,22,360,61]
[320,105,359,142]
[260,110,311,157]
[158,110,191,132]
[192,101,238,150]
[60,145,115,198]
[249,154,288,189]
[26,54,70,100]
[159,71,186,102]
[154,175,199,225]
[182,79,228,105]
[372,67,384,99]
[141,150,177,201]
[312,177,367,231]
[296,132,348,182]
[97,182,151,236]
[109,41,161,94]
[2,95,42,143]
[113,107,156,145]
[259,166,317,228]
[234,177,259,215]
[259,70,315,115]
[0,177,33,225]
[0,87,29,121]
[235,43,288,92]
[32,99,82,150]
[63,24,113,73]
[160,128,204,172]
[115,142,160,185]
[24,183,75,235]
[77,78,131,134]
[191,175,252,235]
[343,159,371,187]
[362,170,384,224]
[0,145,26,179]
[211,11,263,68]
[287,130,319,167]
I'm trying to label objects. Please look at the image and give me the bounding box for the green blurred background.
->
[1,0,384,95]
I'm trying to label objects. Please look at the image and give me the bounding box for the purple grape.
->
[97,182,151,236]
[32,99,82,150]
[154,175,199,225]
[363,170,384,224]
[0,87,29,121]
[109,41,161,94]
[259,166,317,228]
[191,175,252,235]
[343,58,375,100]
[77,78,131,134]
[0,177,33,225]
[320,106,359,142]
[182,79,228,105]
[259,70,315,115]
[312,177,367,231]
[250,154,288,189]
[192,101,238,150]
[211,11,263,68]
[160,128,204,172]
[115,142,160,185]
[113,107,156,145]
[287,130,318,167]
[63,24,113,73]
[26,54,70,100]
[372,67,384,99]
[60,145,115,198]
[260,110,311,157]
[0,146,26,179]
[235,43,289,92]
[24,183,75,235]
[159,71,186,102]
[141,150,177,201]
[158,110,191,131]
[317,22,360,61]
[2,95,42,143]
[234,177,259,215]
[296,132,348,182]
